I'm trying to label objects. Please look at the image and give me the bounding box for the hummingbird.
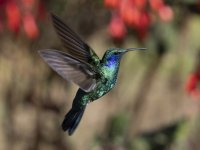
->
[39,13,146,135]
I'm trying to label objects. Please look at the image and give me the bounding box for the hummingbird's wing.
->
[39,49,98,92]
[51,13,100,67]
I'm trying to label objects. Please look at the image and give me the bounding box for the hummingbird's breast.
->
[88,63,119,101]
[74,64,119,107]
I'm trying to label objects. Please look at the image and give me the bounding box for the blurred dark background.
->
[1,0,200,150]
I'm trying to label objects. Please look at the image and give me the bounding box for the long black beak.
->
[126,48,147,52]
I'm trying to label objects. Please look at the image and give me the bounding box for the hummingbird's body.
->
[39,14,146,135]
[73,51,121,106]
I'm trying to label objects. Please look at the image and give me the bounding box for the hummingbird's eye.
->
[113,52,119,55]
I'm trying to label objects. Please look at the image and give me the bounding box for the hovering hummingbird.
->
[39,13,146,135]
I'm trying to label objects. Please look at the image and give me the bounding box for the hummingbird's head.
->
[104,47,146,59]
[102,48,146,66]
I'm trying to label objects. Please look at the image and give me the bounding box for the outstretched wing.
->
[39,49,97,92]
[51,13,100,67]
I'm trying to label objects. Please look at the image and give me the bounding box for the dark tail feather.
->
[62,106,86,135]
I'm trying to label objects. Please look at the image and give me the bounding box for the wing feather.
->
[51,13,100,66]
[39,49,97,92]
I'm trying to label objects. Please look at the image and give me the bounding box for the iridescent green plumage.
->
[39,13,146,135]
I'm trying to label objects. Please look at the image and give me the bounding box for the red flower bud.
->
[23,13,39,39]
[133,0,147,9]
[121,5,141,27]
[108,14,127,41]
[150,0,164,11]
[137,12,150,40]
[104,0,120,9]
[185,72,200,100]
[22,0,35,10]
[6,1,21,33]
[158,5,174,22]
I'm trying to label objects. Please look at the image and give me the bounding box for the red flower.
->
[6,1,21,33]
[22,0,35,10]
[104,0,120,9]
[158,5,174,22]
[186,72,200,99]
[150,0,164,11]
[0,0,47,40]
[23,13,39,39]
[133,0,147,9]
[120,4,141,27]
[137,12,150,40]
[108,14,127,41]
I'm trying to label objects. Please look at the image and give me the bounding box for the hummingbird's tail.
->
[61,106,86,135]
